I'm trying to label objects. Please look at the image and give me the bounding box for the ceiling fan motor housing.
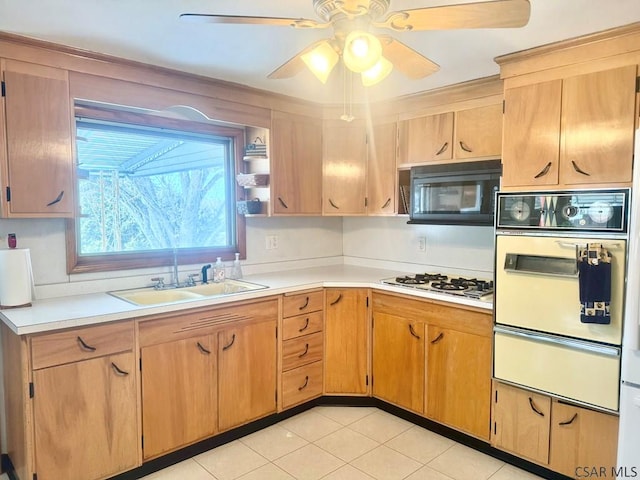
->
[313,0,391,22]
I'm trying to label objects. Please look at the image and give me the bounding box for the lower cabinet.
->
[492,381,619,476]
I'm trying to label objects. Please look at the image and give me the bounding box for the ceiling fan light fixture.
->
[361,56,393,86]
[301,41,339,83]
[343,31,382,73]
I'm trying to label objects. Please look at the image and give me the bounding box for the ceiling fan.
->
[180,0,531,86]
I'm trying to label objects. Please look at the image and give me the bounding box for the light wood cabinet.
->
[324,288,369,395]
[271,111,322,215]
[502,65,637,188]
[399,112,454,164]
[0,59,75,217]
[453,104,503,159]
[140,335,217,460]
[367,122,397,215]
[372,310,425,413]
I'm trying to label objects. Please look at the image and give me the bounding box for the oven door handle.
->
[494,326,621,358]
[503,253,578,277]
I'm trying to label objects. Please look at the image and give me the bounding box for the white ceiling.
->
[1,0,639,104]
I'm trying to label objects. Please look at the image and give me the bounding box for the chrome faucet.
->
[172,247,180,287]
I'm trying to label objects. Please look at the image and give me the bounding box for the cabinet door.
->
[492,381,551,465]
[398,112,454,164]
[426,327,492,440]
[2,59,74,217]
[324,288,369,394]
[218,319,277,431]
[141,335,216,460]
[367,122,397,215]
[502,80,562,188]
[323,122,367,214]
[549,401,619,477]
[372,312,424,413]
[454,104,503,159]
[560,65,636,186]
[271,111,322,214]
[32,352,138,480]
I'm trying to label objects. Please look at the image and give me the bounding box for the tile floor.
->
[139,406,546,480]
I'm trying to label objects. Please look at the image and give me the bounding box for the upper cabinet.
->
[270,111,323,215]
[453,104,503,159]
[398,112,454,164]
[0,59,75,217]
[367,122,397,215]
[502,65,637,188]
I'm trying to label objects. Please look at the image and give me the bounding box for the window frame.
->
[66,104,246,274]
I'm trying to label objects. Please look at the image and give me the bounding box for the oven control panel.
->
[496,189,629,233]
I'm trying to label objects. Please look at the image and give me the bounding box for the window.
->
[67,105,245,273]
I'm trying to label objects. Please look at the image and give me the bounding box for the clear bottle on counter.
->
[230,252,243,279]
[213,257,225,283]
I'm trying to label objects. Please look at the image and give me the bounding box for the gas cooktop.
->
[381,273,494,301]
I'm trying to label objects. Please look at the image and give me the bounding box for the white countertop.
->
[0,265,492,335]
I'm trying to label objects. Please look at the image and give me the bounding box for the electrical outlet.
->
[418,236,426,252]
[265,235,278,250]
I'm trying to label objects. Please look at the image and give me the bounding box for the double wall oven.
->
[493,189,629,412]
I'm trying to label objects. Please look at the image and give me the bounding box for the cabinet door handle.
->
[277,197,289,209]
[298,376,309,391]
[330,294,343,306]
[196,342,211,355]
[77,336,97,352]
[408,324,421,339]
[571,160,590,176]
[534,162,552,179]
[298,343,309,358]
[329,198,340,209]
[298,318,310,332]
[222,334,236,351]
[381,198,391,209]
[459,141,473,153]
[299,297,309,310]
[559,413,578,426]
[111,362,129,376]
[435,142,449,156]
[430,332,444,344]
[528,397,545,417]
[46,190,64,207]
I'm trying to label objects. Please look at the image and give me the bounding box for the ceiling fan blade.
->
[179,13,330,29]
[267,40,331,79]
[379,36,440,79]
[375,0,530,31]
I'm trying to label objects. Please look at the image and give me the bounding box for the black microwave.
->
[408,160,502,225]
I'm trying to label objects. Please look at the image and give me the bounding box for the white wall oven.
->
[493,189,629,412]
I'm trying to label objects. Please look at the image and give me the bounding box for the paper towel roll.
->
[0,248,34,308]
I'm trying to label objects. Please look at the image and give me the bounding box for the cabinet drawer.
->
[282,332,323,371]
[31,321,134,370]
[283,290,323,318]
[282,311,323,340]
[282,361,323,409]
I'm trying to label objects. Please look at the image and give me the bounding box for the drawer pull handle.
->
[299,297,309,310]
[459,141,473,153]
[77,336,97,352]
[277,197,289,209]
[528,397,545,417]
[299,318,310,332]
[299,344,309,358]
[408,324,421,340]
[435,142,449,156]
[329,198,340,209]
[559,413,578,426]
[197,342,211,355]
[222,334,236,351]
[46,190,64,207]
[430,332,444,344]
[534,162,552,179]
[330,294,343,306]
[298,376,309,391]
[571,160,590,176]
[381,198,391,209]
[111,363,129,376]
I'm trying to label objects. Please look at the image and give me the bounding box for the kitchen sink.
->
[109,279,267,306]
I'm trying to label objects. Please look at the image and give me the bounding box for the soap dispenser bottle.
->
[213,257,225,283]
[230,253,243,279]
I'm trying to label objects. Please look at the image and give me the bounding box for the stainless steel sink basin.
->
[109,279,267,306]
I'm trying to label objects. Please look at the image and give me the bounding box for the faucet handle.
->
[186,273,199,286]
[151,277,165,289]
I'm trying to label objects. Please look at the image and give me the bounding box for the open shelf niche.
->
[238,126,270,216]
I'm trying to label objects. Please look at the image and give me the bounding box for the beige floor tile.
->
[140,458,218,479]
[240,424,308,460]
[385,425,456,463]
[428,444,504,480]
[488,464,546,480]
[279,410,343,442]
[313,405,379,425]
[274,443,345,480]
[349,410,414,443]
[405,465,456,480]
[320,464,377,480]
[194,440,269,480]
[236,463,296,480]
[314,426,380,462]
[350,445,422,480]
